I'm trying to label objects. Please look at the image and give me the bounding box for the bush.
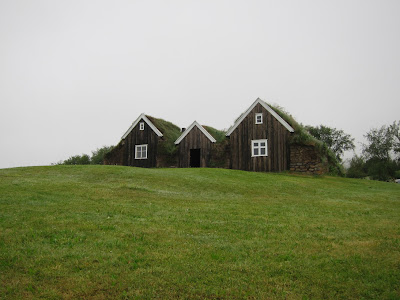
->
[346,155,367,179]
[305,125,355,162]
[91,146,114,165]
[63,154,91,165]
[59,146,113,165]
[365,158,397,181]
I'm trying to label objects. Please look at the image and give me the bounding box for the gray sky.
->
[1,0,399,169]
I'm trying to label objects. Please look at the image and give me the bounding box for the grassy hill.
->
[0,166,399,299]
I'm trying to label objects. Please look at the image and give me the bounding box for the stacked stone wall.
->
[289,144,328,175]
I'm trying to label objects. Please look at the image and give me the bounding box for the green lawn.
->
[0,166,399,299]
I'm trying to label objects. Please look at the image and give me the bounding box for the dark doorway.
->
[190,149,201,167]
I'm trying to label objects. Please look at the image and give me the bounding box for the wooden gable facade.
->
[226,98,294,172]
[119,114,163,168]
[175,121,216,168]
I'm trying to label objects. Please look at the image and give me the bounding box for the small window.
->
[139,122,145,130]
[252,139,268,157]
[135,144,147,159]
[255,113,263,124]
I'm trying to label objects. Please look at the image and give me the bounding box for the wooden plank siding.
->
[229,103,291,172]
[123,118,160,168]
[178,126,213,168]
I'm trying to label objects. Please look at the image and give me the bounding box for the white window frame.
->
[139,122,145,130]
[255,113,263,124]
[252,139,268,157]
[135,144,148,159]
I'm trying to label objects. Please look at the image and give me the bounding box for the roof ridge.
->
[121,113,163,139]
[226,98,294,136]
[174,121,217,144]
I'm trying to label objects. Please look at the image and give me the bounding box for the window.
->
[135,144,147,159]
[255,113,263,124]
[139,122,145,130]
[252,140,268,157]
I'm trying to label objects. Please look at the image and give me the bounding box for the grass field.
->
[0,166,399,299]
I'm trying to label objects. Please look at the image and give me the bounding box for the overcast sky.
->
[1,0,399,169]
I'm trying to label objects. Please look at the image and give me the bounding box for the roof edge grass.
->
[203,126,227,143]
[146,115,182,156]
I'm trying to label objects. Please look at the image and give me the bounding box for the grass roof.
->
[203,126,227,143]
[267,103,343,175]
[146,115,181,155]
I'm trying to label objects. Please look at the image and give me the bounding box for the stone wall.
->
[289,144,328,175]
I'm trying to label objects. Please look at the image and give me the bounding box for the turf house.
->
[226,98,294,172]
[104,113,181,167]
[105,98,338,174]
[174,121,217,168]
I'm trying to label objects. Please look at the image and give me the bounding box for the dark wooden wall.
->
[229,103,291,172]
[178,126,213,168]
[123,119,160,168]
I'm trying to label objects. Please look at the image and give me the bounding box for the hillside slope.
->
[0,166,399,299]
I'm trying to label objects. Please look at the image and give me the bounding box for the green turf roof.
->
[268,104,343,175]
[146,115,181,155]
[203,125,226,144]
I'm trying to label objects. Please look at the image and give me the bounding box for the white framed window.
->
[252,139,268,157]
[255,113,263,124]
[139,122,145,130]
[135,144,148,159]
